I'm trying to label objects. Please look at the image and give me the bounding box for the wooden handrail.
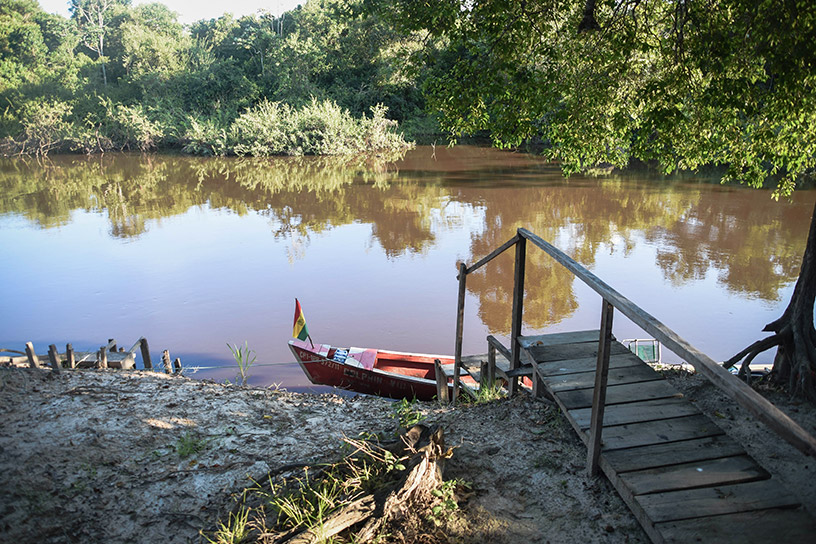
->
[463,234,519,276]
[515,228,816,458]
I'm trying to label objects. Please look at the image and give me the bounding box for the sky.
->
[37,0,304,25]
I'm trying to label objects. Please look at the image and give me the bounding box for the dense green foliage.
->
[371,0,816,196]
[0,0,424,156]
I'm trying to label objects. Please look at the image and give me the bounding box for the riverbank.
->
[1,367,814,543]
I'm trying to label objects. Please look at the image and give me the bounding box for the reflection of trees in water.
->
[458,181,693,333]
[647,192,809,301]
[0,156,809,324]
[458,180,811,334]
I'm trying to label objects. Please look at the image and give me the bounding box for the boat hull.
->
[289,339,451,401]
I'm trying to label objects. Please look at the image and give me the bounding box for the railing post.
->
[587,298,614,476]
[453,262,468,404]
[434,359,450,404]
[510,234,526,395]
[486,341,496,386]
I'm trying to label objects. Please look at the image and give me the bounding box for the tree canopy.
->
[373,0,816,197]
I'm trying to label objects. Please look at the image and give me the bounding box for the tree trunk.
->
[726,200,816,401]
[765,199,816,399]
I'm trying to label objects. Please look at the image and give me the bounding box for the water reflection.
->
[0,148,812,373]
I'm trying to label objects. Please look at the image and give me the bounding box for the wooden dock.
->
[510,329,816,543]
[449,227,816,543]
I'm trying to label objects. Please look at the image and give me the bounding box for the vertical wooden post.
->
[532,366,544,399]
[98,347,108,369]
[173,357,182,374]
[587,299,614,476]
[48,344,61,373]
[25,342,40,368]
[108,339,117,352]
[453,262,468,405]
[140,338,152,370]
[509,234,526,395]
[486,341,496,386]
[434,359,450,404]
[66,344,75,369]
[162,350,172,374]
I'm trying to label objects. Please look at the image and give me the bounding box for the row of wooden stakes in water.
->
[5,337,182,374]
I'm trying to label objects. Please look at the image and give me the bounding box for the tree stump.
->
[278,424,448,544]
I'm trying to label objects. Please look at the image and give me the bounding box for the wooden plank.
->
[526,341,629,364]
[503,366,533,378]
[464,234,518,275]
[453,262,467,404]
[520,227,816,458]
[599,414,724,451]
[557,380,682,410]
[486,336,511,363]
[435,359,449,404]
[25,342,40,368]
[603,434,746,473]
[47,344,61,373]
[638,478,802,523]
[534,353,643,377]
[587,300,614,476]
[518,330,603,348]
[140,337,152,369]
[66,343,75,369]
[544,363,662,392]
[620,455,769,495]
[570,397,701,429]
[483,346,496,385]
[656,507,816,543]
[509,236,526,393]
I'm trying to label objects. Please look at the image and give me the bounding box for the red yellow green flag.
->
[293,298,310,343]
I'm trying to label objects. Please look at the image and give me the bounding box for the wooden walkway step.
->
[521,330,816,543]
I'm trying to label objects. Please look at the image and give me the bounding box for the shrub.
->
[18,98,72,156]
[229,98,412,157]
[181,115,232,156]
[102,99,165,151]
[230,99,293,156]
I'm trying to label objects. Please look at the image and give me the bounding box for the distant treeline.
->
[0,0,438,156]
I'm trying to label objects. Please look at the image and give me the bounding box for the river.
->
[1,146,812,391]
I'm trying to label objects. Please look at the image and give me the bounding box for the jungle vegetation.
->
[0,0,426,156]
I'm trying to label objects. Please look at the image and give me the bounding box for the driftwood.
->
[277,425,447,544]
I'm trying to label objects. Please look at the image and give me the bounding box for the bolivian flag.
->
[293,298,312,346]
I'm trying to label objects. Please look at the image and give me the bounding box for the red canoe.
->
[288,339,463,400]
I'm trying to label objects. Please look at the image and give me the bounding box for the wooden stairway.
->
[514,330,816,543]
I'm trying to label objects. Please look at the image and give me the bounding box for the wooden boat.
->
[288,339,463,400]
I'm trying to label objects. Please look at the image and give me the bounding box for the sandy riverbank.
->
[0,367,813,543]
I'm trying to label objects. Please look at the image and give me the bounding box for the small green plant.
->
[203,506,250,544]
[460,380,506,405]
[429,478,470,523]
[175,431,208,458]
[390,398,426,429]
[227,342,256,386]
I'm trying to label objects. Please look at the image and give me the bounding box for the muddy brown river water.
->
[1,146,813,389]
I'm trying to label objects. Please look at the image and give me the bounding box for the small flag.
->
[293,298,313,347]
